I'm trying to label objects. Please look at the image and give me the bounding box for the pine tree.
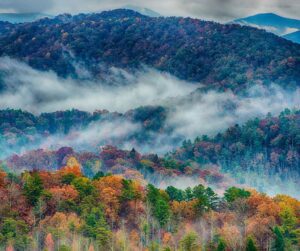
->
[273,226,285,251]
[246,236,257,251]
[217,238,226,251]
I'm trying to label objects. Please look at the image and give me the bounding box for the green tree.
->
[71,177,94,198]
[273,226,285,251]
[0,218,31,250]
[217,238,226,251]
[224,187,251,203]
[166,186,186,201]
[246,236,257,251]
[146,184,170,227]
[81,207,111,248]
[193,185,218,214]
[279,207,299,248]
[61,173,76,184]
[23,172,44,206]
[153,199,170,227]
[180,232,199,251]
[121,179,139,202]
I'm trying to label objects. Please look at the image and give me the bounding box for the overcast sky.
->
[0,0,299,22]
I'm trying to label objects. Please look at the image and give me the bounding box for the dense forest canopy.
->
[0,9,299,92]
[0,160,299,250]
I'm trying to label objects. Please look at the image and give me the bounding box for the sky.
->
[0,0,299,22]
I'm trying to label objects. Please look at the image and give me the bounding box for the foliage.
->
[0,166,296,250]
[0,10,299,92]
[224,187,251,203]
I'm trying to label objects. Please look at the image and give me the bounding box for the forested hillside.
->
[170,109,300,189]
[0,9,299,92]
[0,107,171,158]
[2,109,299,197]
[0,161,298,250]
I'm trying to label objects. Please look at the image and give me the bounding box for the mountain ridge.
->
[0,9,299,93]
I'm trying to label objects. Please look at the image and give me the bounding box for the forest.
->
[0,7,299,251]
[0,9,299,93]
[1,108,299,201]
[0,157,299,251]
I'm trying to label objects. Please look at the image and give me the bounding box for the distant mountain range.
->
[0,13,52,23]
[284,30,300,44]
[232,13,300,44]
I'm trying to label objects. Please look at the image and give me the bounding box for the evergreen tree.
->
[246,236,257,251]
[273,226,285,251]
[23,172,44,206]
[217,238,226,251]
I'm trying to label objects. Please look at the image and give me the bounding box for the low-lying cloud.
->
[0,56,299,146]
[0,57,196,114]
[0,57,299,198]
[168,85,300,139]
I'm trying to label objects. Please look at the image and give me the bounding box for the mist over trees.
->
[0,8,299,251]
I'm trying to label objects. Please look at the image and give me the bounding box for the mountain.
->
[1,107,299,196]
[0,13,52,23]
[0,106,172,159]
[284,30,300,44]
[123,5,161,17]
[0,9,299,93]
[233,13,300,36]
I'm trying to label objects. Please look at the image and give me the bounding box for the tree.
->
[217,238,226,251]
[193,185,218,214]
[153,199,170,227]
[224,187,251,203]
[0,218,31,250]
[44,233,55,251]
[81,207,111,248]
[166,186,186,201]
[71,177,94,198]
[278,207,299,248]
[273,226,285,251]
[23,172,44,206]
[180,232,200,251]
[146,184,170,227]
[246,236,257,251]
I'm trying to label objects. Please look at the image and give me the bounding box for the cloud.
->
[40,119,141,150]
[0,0,299,22]
[0,0,54,13]
[167,85,300,139]
[0,57,196,114]
[0,56,299,152]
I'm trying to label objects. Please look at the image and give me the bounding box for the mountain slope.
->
[2,108,299,197]
[0,9,299,92]
[170,109,300,196]
[284,30,300,44]
[233,13,300,36]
